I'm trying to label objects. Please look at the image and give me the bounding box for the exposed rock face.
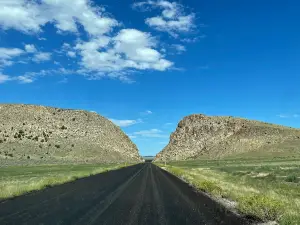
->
[155,114,300,161]
[0,104,142,164]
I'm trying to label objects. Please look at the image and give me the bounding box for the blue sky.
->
[0,0,299,156]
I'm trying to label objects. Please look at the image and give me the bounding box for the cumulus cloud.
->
[25,44,37,53]
[75,29,173,78]
[133,0,195,37]
[0,0,118,35]
[0,0,174,83]
[109,118,143,127]
[33,52,51,62]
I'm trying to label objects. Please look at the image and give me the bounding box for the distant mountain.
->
[155,114,300,161]
[0,104,142,165]
[143,156,155,162]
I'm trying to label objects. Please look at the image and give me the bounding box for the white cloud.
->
[0,47,24,68]
[141,110,153,115]
[0,0,118,35]
[75,29,173,79]
[0,0,175,83]
[129,135,137,139]
[171,44,186,54]
[25,44,37,53]
[181,36,205,43]
[132,129,168,138]
[33,52,51,62]
[62,43,71,50]
[0,47,24,59]
[0,59,13,68]
[15,68,75,83]
[277,114,300,119]
[109,118,143,127]
[58,77,68,83]
[16,75,34,83]
[0,74,11,83]
[0,0,47,33]
[133,1,195,37]
[67,51,76,58]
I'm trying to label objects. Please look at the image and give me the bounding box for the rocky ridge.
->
[0,104,142,165]
[155,114,300,161]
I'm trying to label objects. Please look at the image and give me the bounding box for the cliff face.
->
[0,104,142,164]
[155,114,300,161]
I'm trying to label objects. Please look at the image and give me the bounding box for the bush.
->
[285,175,298,183]
[55,144,60,148]
[60,125,67,130]
[238,194,284,221]
[279,214,300,225]
[196,180,223,196]
[168,167,185,178]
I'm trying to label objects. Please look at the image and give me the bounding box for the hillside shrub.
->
[285,174,298,183]
[238,194,284,221]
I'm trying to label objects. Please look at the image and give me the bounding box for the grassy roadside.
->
[0,163,130,200]
[156,158,300,225]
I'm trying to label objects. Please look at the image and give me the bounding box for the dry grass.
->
[157,158,300,225]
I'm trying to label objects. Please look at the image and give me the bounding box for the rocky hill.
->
[0,104,142,165]
[155,114,300,161]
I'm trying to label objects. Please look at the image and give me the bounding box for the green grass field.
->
[0,163,126,200]
[158,157,300,225]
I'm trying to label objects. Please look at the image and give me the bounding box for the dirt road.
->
[0,163,253,225]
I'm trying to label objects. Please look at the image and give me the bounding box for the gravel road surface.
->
[0,163,253,225]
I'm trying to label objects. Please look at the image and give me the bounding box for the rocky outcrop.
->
[155,114,300,161]
[0,104,142,165]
